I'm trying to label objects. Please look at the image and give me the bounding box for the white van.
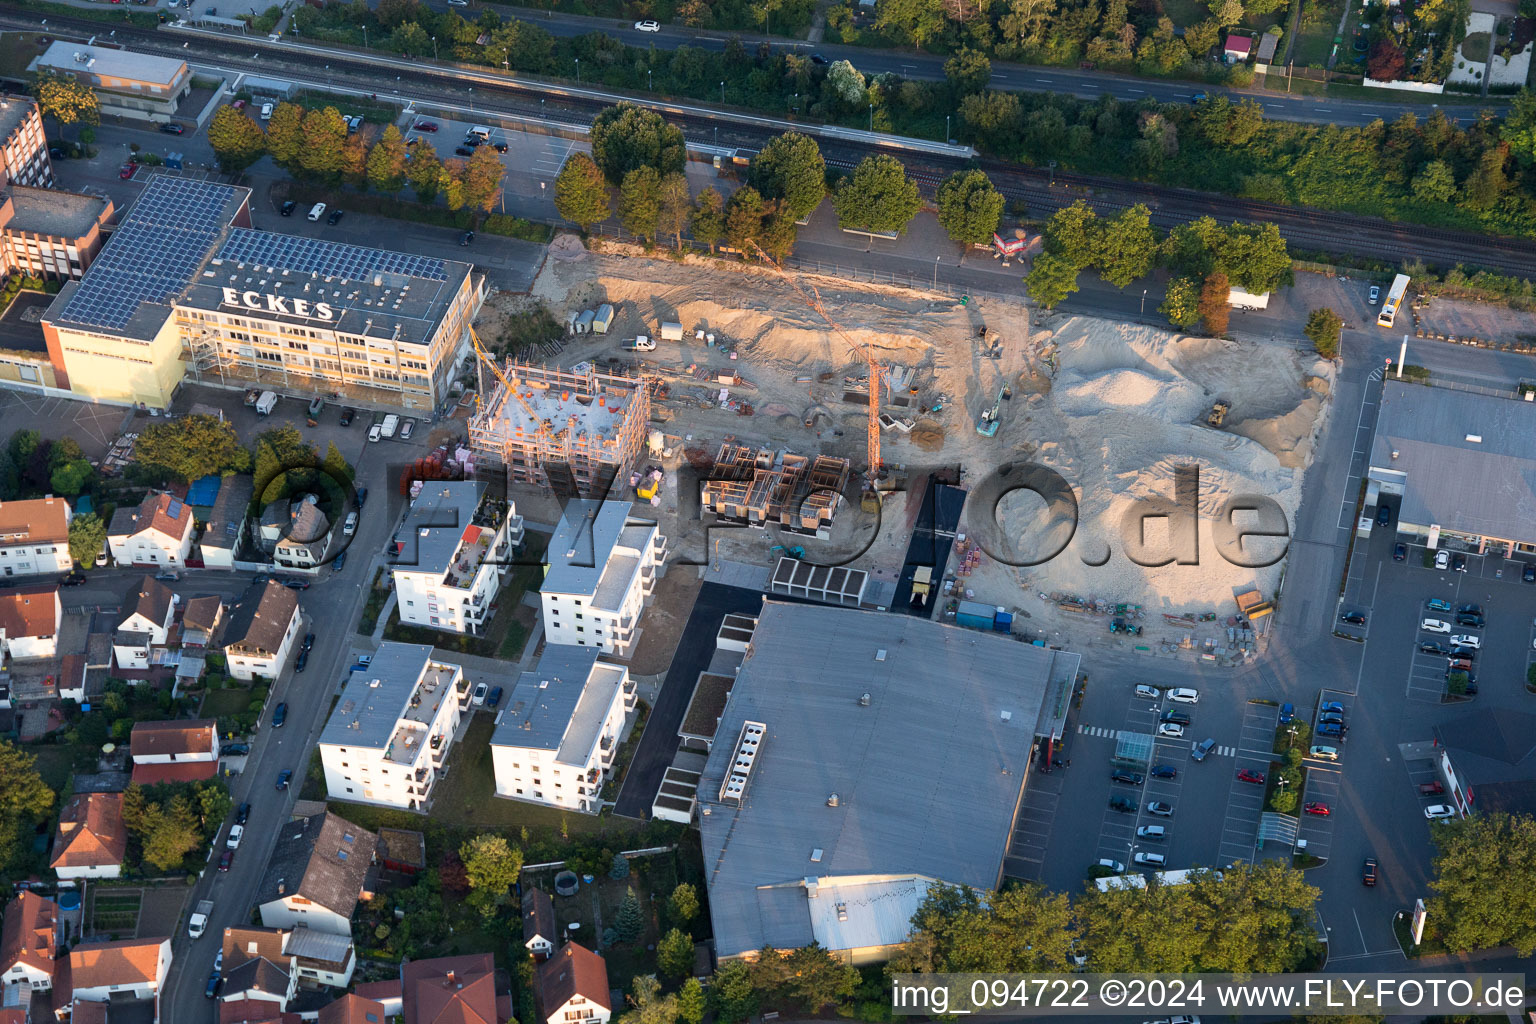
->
[307,203,326,221]
[260,102,273,120]
[1133,852,1166,867]
[466,125,491,142]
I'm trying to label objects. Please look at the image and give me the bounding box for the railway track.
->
[14,6,1536,276]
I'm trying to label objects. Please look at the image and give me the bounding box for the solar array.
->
[56,177,239,333]
[218,229,448,284]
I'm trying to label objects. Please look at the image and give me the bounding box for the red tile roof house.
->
[317,993,389,1024]
[0,585,61,661]
[402,954,500,1024]
[537,943,611,1024]
[0,891,59,1019]
[67,936,172,1022]
[50,792,127,880]
[0,497,73,578]
[129,719,220,786]
[107,493,194,569]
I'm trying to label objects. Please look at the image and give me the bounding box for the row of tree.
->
[206,103,506,214]
[0,429,107,564]
[1026,200,1293,330]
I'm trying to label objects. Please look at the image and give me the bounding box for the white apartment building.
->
[319,642,468,811]
[107,493,194,568]
[0,497,72,578]
[489,646,635,813]
[390,481,523,636]
[540,500,666,658]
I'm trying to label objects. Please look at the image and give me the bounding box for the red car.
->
[413,121,438,132]
[1236,769,1265,784]
[119,164,136,179]
[218,850,232,871]
[1304,802,1330,816]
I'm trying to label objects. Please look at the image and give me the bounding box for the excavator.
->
[976,386,1006,437]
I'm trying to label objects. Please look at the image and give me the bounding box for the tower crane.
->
[469,325,558,453]
[746,241,883,504]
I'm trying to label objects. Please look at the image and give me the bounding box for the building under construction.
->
[700,444,851,534]
[468,361,650,498]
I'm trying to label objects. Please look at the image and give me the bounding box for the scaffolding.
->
[699,443,851,533]
[467,359,651,498]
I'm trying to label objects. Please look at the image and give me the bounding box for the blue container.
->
[993,612,1013,632]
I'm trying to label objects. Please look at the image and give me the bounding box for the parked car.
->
[487,685,503,708]
[1456,612,1485,626]
[326,209,344,225]
[160,123,184,134]
[1368,284,1381,304]
[1362,858,1378,885]
[400,419,415,439]
[1237,768,1265,784]
[119,163,136,179]
[1159,710,1191,725]
[273,702,288,727]
[1150,764,1177,779]
[1419,640,1450,655]
[1156,722,1185,738]
[302,633,315,652]
[1318,722,1346,737]
[810,53,829,64]
[460,231,475,246]
[218,850,232,872]
[1096,858,1125,874]
[492,142,508,153]
[414,121,439,132]
[235,802,251,824]
[1134,684,1161,699]
[1419,780,1444,795]
[1320,701,1344,713]
[1450,633,1481,649]
[344,511,358,536]
[281,577,310,590]
[1340,612,1366,625]
[1421,618,1452,633]
[294,648,309,673]
[454,146,473,156]
[472,683,488,706]
[227,824,243,849]
[1111,771,1145,786]
[1166,688,1199,704]
[339,407,356,426]
[1427,598,1453,612]
[1136,825,1166,840]
[1526,563,1536,583]
[276,769,293,790]
[1393,542,1406,561]
[155,571,180,582]
[1448,656,1474,672]
[1309,745,1340,761]
[1435,550,1450,570]
[1319,712,1345,725]
[205,972,222,998]
[1279,702,1294,723]
[1425,804,1456,820]
[1453,553,1468,572]
[1376,504,1391,526]
[280,200,297,216]
[356,487,369,508]
[1147,801,1174,817]
[59,571,86,586]
[1457,603,1484,615]
[1109,796,1137,813]
[1304,802,1330,816]
[223,743,249,756]
[1133,852,1167,867]
[332,550,347,571]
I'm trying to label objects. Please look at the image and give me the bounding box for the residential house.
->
[181,596,224,647]
[540,500,666,658]
[1223,33,1253,60]
[348,982,403,1018]
[51,792,126,880]
[390,481,523,635]
[0,585,60,660]
[113,576,175,671]
[489,646,634,813]
[107,493,194,568]
[260,498,331,571]
[401,954,498,1024]
[0,497,71,578]
[129,719,219,786]
[222,925,357,993]
[201,475,254,570]
[222,581,300,681]
[317,993,388,1024]
[522,886,556,961]
[318,643,467,812]
[537,942,611,1024]
[67,936,171,1009]
[0,891,58,1001]
[255,812,377,938]
[218,1000,303,1024]
[219,928,296,1014]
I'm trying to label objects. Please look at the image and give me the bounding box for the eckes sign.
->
[221,288,337,322]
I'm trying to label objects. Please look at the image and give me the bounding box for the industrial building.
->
[390,481,523,636]
[0,95,52,189]
[1367,380,1536,556]
[29,43,191,124]
[698,602,1079,964]
[41,175,482,411]
[539,500,666,658]
[0,186,112,283]
[468,361,650,498]
[700,444,850,533]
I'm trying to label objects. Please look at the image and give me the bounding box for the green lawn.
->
[1163,0,1208,29]
[26,744,79,796]
[199,687,256,720]
[0,32,47,80]
[1291,28,1338,67]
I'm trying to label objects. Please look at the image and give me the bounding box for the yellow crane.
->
[470,324,557,450]
[746,241,883,504]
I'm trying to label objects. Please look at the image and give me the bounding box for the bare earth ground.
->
[499,237,1335,659]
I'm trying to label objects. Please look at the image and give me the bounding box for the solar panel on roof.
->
[166,497,183,519]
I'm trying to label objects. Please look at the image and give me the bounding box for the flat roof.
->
[544,500,653,600]
[5,186,108,240]
[491,646,627,766]
[320,642,443,753]
[392,481,486,577]
[482,369,638,448]
[699,601,1068,960]
[33,42,188,87]
[1370,381,1536,542]
[0,96,35,146]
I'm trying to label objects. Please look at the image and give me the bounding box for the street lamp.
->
[362,24,367,48]
[1141,288,1147,314]
[648,69,653,90]
[575,57,580,82]
[1048,159,1057,186]
[868,103,873,131]
[933,255,939,288]
[431,36,438,60]
[720,80,725,104]
[945,113,950,142]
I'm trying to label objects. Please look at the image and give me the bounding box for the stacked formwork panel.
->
[468,361,650,498]
[700,443,851,533]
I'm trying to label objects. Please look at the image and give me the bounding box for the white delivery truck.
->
[255,391,278,415]
[188,899,214,938]
[381,414,399,438]
[622,336,656,352]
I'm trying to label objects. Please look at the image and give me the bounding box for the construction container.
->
[592,304,615,334]
[955,600,996,630]
[660,321,684,342]
[993,610,1014,633]
[576,310,596,334]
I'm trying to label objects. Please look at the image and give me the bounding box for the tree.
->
[206,105,266,173]
[1025,253,1080,308]
[1428,813,1536,955]
[590,103,686,186]
[709,960,758,1023]
[657,927,693,978]
[408,141,444,204]
[1500,89,1536,165]
[1210,0,1244,25]
[619,167,663,242]
[725,186,768,254]
[1304,308,1343,358]
[0,742,53,872]
[1163,215,1225,278]
[298,106,349,181]
[69,513,107,567]
[1411,159,1457,204]
[1199,272,1231,336]
[1462,146,1511,211]
[50,459,90,497]
[613,886,644,942]
[252,425,318,505]
[691,187,726,252]
[459,834,523,916]
[136,414,251,482]
[121,786,202,873]
[935,169,1004,248]
[891,883,1078,973]
[462,145,506,214]
[1160,276,1202,328]
[668,882,700,925]
[264,102,306,171]
[553,153,611,230]
[1097,203,1158,287]
[321,442,352,485]
[944,47,993,95]
[7,430,38,468]
[1044,200,1101,270]
[1367,39,1406,81]
[677,978,705,1024]
[619,975,679,1024]
[609,851,631,880]
[32,70,98,130]
[366,125,410,194]
[832,154,921,235]
[656,173,692,251]
[1219,221,1291,293]
[825,60,868,106]
[876,0,946,45]
[749,132,826,223]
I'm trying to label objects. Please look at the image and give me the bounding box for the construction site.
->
[469,235,1336,659]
